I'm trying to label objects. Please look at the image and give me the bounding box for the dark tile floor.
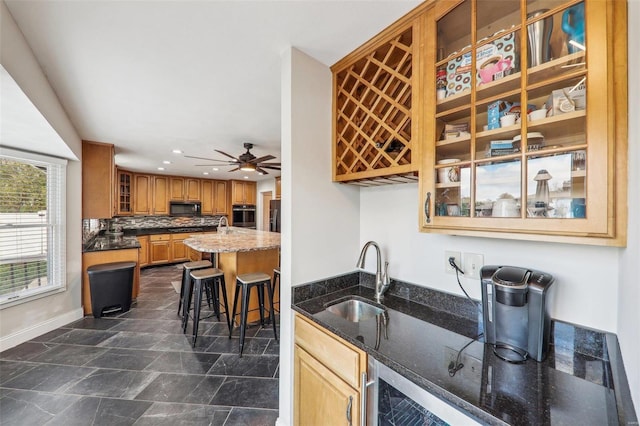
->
[0,265,280,425]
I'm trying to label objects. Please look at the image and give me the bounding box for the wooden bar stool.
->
[186,267,231,347]
[178,260,212,318]
[230,272,278,356]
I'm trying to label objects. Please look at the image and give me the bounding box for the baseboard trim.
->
[0,308,84,352]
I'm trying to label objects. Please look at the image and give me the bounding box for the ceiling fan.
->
[185,143,281,174]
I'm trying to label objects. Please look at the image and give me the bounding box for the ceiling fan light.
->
[240,163,256,171]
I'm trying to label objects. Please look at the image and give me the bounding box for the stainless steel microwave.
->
[169,201,201,216]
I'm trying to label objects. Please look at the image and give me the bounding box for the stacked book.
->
[488,140,520,157]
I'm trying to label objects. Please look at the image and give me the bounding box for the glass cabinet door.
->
[423,0,619,241]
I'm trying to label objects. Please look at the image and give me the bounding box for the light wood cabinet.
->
[230,180,257,205]
[152,176,169,215]
[170,232,190,262]
[137,236,149,267]
[115,169,133,216]
[185,178,201,201]
[294,314,367,426]
[419,0,627,246]
[82,141,114,219]
[149,234,170,264]
[201,179,214,215]
[214,180,228,214]
[170,177,185,200]
[330,13,423,186]
[133,174,152,215]
[275,176,281,200]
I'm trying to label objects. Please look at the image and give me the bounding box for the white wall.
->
[617,0,640,410]
[0,1,83,350]
[277,47,360,426]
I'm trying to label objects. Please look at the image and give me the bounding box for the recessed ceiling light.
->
[203,172,209,175]
[212,168,219,171]
[243,176,249,179]
[172,149,182,154]
[258,172,264,175]
[163,160,171,164]
[157,167,165,171]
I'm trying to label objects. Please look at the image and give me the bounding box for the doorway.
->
[262,191,272,231]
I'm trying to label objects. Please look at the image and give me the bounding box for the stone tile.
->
[134,402,229,426]
[29,328,72,342]
[29,343,107,366]
[207,354,279,378]
[65,369,158,399]
[224,407,279,425]
[51,329,118,346]
[1,364,94,392]
[63,317,123,330]
[202,322,239,337]
[151,334,216,353]
[0,341,57,361]
[0,361,35,385]
[144,351,220,375]
[84,348,163,371]
[117,308,180,320]
[205,337,269,355]
[98,332,166,350]
[133,299,174,310]
[209,377,279,409]
[110,319,184,335]
[255,325,279,339]
[134,373,224,404]
[264,339,280,356]
[45,396,152,426]
[0,388,80,426]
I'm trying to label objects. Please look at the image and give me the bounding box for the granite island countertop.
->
[184,227,280,253]
[293,272,637,426]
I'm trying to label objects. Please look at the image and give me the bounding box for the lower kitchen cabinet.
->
[137,236,149,267]
[149,234,170,265]
[294,314,367,426]
[170,232,190,262]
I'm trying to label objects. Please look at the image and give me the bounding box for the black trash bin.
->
[87,261,136,318]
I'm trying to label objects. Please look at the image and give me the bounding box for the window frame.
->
[0,147,67,308]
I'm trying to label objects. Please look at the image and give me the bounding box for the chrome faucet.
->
[218,216,229,234]
[356,241,391,302]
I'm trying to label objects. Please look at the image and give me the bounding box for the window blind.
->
[0,147,66,305]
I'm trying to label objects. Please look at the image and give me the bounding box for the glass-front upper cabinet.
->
[420,0,626,246]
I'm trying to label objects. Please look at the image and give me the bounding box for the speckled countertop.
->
[293,272,637,426]
[83,235,141,252]
[183,227,280,253]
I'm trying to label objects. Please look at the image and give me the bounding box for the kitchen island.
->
[184,227,280,323]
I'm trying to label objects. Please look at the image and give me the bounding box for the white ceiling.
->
[5,0,420,181]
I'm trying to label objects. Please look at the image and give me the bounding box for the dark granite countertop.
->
[83,235,141,252]
[292,272,637,426]
[83,227,218,252]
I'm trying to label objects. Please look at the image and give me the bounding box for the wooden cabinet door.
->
[170,233,190,262]
[185,178,201,201]
[82,141,114,219]
[170,177,185,200]
[133,174,151,215]
[201,180,214,215]
[294,345,360,426]
[137,236,149,267]
[153,176,169,215]
[275,176,281,200]
[149,235,170,264]
[231,181,245,204]
[214,180,228,214]
[245,181,257,204]
[115,169,133,216]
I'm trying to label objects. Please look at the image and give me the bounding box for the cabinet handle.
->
[346,395,353,426]
[424,192,431,224]
[360,372,375,426]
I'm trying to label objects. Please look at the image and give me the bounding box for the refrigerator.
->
[269,199,281,233]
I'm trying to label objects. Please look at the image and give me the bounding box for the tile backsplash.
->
[81,215,225,244]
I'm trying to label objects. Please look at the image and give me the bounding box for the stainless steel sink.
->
[325,298,385,322]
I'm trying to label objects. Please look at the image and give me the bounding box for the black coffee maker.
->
[480,265,555,362]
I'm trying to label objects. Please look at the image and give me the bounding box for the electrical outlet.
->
[462,353,483,384]
[445,251,461,275]
[464,253,484,279]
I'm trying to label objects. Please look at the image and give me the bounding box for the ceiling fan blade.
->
[256,166,269,175]
[214,149,240,162]
[249,155,275,164]
[184,155,231,163]
[258,162,281,166]
[258,165,281,170]
[227,166,241,172]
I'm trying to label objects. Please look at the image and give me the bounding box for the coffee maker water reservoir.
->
[481,265,555,362]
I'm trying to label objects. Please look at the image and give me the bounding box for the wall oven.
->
[365,359,480,425]
[232,204,256,228]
